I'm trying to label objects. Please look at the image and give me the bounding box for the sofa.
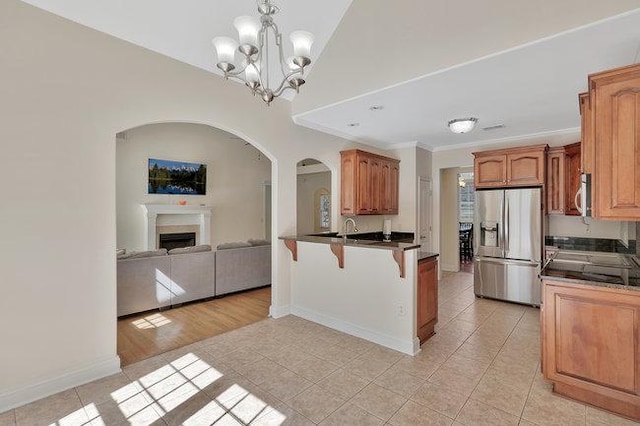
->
[116,241,271,317]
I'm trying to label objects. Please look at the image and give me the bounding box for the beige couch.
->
[117,242,271,317]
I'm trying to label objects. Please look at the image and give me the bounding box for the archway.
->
[115,121,275,364]
[295,158,332,235]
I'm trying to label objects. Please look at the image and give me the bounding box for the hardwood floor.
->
[117,286,271,366]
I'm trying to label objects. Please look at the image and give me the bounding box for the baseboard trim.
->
[290,305,416,355]
[0,355,121,413]
[269,304,291,318]
[441,263,459,272]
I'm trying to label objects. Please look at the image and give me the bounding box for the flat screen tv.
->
[148,158,207,195]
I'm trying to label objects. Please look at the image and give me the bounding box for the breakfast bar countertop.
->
[279,233,421,252]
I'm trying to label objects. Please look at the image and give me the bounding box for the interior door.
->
[419,177,432,249]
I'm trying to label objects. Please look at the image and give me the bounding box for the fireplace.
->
[159,232,196,251]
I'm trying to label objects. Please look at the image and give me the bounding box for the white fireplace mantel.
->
[141,204,212,250]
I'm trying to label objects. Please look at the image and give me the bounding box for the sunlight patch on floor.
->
[132,313,172,329]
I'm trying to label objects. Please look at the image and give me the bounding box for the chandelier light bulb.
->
[212,37,238,65]
[245,63,261,84]
[290,31,314,59]
[233,16,261,48]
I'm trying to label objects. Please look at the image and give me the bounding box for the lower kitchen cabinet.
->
[417,257,438,344]
[541,279,640,420]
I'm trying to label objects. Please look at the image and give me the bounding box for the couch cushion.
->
[217,242,252,250]
[117,248,168,260]
[168,245,212,255]
[247,239,270,246]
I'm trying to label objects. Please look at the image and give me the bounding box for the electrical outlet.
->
[397,305,406,316]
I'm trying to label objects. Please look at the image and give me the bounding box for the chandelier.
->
[212,0,314,105]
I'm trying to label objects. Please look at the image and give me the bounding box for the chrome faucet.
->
[343,217,358,240]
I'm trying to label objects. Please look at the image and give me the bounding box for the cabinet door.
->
[564,142,581,215]
[474,154,507,188]
[340,151,357,215]
[370,158,381,213]
[417,258,438,343]
[593,75,640,219]
[579,92,594,175]
[380,160,392,213]
[389,161,399,214]
[356,155,371,214]
[507,150,545,186]
[546,148,565,214]
[543,281,640,396]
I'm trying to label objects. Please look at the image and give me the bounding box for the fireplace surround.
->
[141,204,212,250]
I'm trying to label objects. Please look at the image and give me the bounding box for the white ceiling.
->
[19,0,353,99]
[18,1,640,152]
[293,9,640,151]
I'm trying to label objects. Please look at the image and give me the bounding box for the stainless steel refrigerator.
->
[473,188,542,306]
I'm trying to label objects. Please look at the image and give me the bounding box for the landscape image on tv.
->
[148,158,207,195]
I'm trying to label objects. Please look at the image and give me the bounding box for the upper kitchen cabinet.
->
[340,149,400,215]
[587,64,640,220]
[474,144,548,189]
[546,142,582,216]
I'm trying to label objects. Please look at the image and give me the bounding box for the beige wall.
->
[297,172,331,235]
[0,0,362,411]
[439,168,460,271]
[547,216,626,239]
[117,123,271,251]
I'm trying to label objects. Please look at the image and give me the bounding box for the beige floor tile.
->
[455,399,520,426]
[586,406,640,425]
[0,411,15,426]
[260,369,313,401]
[313,342,360,365]
[521,386,586,426]
[343,353,395,381]
[428,365,482,397]
[316,369,370,400]
[76,372,137,407]
[15,388,87,426]
[215,347,265,370]
[389,400,454,426]
[411,382,468,419]
[248,338,289,359]
[288,354,340,383]
[286,385,345,423]
[393,356,442,380]
[234,358,289,386]
[470,371,530,417]
[374,367,425,396]
[319,403,384,426]
[364,345,404,364]
[268,345,313,367]
[84,397,162,426]
[252,402,315,426]
[350,383,408,421]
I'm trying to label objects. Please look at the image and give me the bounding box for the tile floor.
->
[2,271,639,425]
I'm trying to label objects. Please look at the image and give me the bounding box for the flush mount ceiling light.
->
[212,0,314,106]
[448,118,478,134]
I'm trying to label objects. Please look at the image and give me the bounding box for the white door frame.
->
[418,176,432,251]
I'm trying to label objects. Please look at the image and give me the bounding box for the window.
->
[458,172,475,222]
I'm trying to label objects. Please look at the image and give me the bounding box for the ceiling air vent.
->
[482,124,506,131]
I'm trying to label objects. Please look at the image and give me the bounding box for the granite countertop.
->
[541,250,640,292]
[280,234,421,252]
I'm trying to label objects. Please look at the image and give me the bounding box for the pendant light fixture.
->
[212,0,314,105]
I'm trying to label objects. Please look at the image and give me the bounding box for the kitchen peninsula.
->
[280,233,437,355]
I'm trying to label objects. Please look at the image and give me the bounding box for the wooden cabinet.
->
[341,150,400,215]
[587,64,640,220]
[474,145,547,188]
[579,92,594,175]
[546,147,565,214]
[417,257,438,344]
[564,142,581,215]
[546,142,581,215]
[542,279,640,420]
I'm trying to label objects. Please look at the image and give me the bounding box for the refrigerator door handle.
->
[504,193,509,256]
[476,257,539,267]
